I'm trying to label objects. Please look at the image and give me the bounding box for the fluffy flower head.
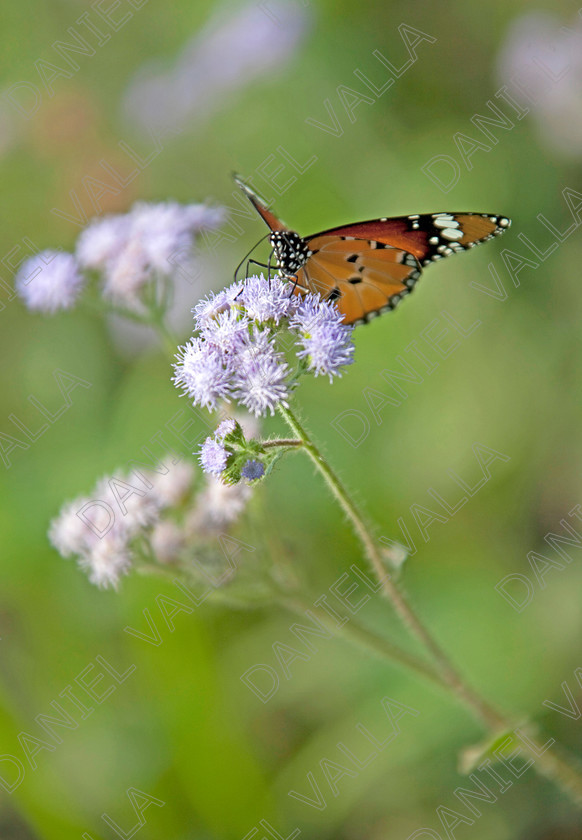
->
[173,274,355,419]
[16,251,85,313]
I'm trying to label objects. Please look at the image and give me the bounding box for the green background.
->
[1,0,582,837]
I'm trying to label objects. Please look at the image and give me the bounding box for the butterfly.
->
[233,174,511,326]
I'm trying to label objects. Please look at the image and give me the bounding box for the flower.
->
[192,286,241,327]
[173,338,232,410]
[241,459,265,481]
[49,498,96,558]
[15,251,85,313]
[232,328,290,416]
[121,0,311,135]
[175,275,355,419]
[80,535,132,590]
[75,200,225,310]
[216,417,236,439]
[150,519,184,564]
[49,469,164,590]
[76,215,132,271]
[129,201,225,275]
[496,12,582,157]
[238,274,298,323]
[187,476,252,538]
[292,295,355,380]
[149,461,195,507]
[200,308,250,354]
[199,436,229,475]
[51,455,254,589]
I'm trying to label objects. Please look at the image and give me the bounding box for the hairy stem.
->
[262,438,304,449]
[277,402,582,805]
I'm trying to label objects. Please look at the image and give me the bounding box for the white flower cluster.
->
[49,455,253,589]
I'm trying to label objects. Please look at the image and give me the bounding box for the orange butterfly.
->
[234,174,511,326]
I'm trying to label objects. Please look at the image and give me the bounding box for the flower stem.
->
[262,438,304,449]
[277,402,582,805]
[277,594,445,689]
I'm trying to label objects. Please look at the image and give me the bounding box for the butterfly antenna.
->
[233,232,272,282]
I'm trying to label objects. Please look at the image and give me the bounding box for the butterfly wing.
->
[233,173,288,232]
[311,212,510,264]
[294,237,422,325]
[294,213,510,325]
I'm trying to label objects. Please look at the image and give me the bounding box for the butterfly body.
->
[234,175,511,326]
[270,229,312,273]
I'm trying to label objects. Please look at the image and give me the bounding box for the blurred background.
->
[1,0,582,837]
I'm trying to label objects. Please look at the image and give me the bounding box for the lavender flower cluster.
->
[173,274,355,483]
[49,457,251,589]
[173,275,355,418]
[15,201,224,315]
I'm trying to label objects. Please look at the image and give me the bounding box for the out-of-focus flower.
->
[50,455,254,588]
[15,251,85,313]
[148,461,195,507]
[76,215,132,273]
[49,470,161,590]
[496,12,582,157]
[121,0,311,134]
[80,535,132,589]
[76,200,225,311]
[187,475,252,538]
[150,519,184,564]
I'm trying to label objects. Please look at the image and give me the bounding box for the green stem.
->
[277,402,582,805]
[277,594,445,689]
[262,438,304,449]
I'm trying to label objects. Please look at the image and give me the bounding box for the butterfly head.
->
[269,230,310,274]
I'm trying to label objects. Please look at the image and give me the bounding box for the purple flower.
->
[496,12,582,157]
[192,286,241,328]
[76,200,224,311]
[241,459,265,481]
[292,294,355,380]
[232,328,290,416]
[130,201,224,274]
[199,436,228,475]
[16,251,85,313]
[216,417,236,439]
[121,0,311,135]
[200,308,250,354]
[76,215,132,271]
[173,338,232,410]
[238,274,298,323]
[174,277,355,420]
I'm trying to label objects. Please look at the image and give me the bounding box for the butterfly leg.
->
[267,251,275,283]
[284,273,300,299]
[244,259,271,280]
